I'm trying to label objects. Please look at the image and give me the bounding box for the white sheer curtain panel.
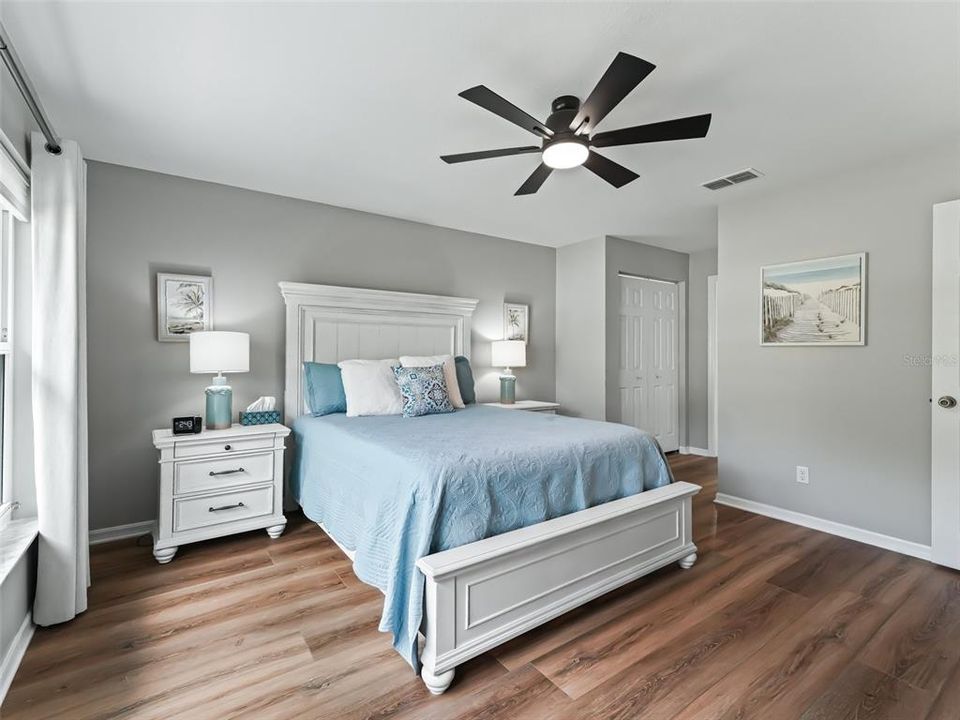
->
[30,132,89,625]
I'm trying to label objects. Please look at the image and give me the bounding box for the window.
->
[0,209,13,524]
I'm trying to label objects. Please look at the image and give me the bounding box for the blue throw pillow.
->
[454,356,476,405]
[393,364,455,418]
[303,362,347,416]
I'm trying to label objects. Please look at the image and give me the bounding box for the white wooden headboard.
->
[279,282,479,424]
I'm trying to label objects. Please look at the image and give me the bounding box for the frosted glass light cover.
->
[491,340,526,368]
[189,331,250,374]
[542,141,588,169]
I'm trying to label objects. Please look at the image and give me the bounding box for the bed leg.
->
[153,546,177,564]
[421,666,455,695]
[679,551,698,570]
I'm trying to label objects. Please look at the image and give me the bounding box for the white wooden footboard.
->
[416,481,701,694]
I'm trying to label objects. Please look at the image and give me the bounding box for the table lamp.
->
[491,340,526,404]
[190,331,249,430]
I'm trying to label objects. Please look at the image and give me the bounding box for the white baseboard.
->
[89,520,154,545]
[680,446,715,457]
[0,613,34,705]
[715,493,932,561]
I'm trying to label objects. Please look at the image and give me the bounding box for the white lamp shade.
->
[189,331,250,374]
[491,340,526,369]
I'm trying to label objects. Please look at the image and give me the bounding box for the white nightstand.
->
[151,423,291,564]
[482,400,560,414]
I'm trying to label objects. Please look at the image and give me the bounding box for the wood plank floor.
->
[5,454,960,719]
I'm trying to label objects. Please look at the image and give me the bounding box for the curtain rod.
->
[0,21,61,155]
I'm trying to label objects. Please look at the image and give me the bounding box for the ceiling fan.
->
[441,52,712,195]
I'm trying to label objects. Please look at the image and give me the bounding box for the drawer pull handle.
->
[208,468,245,476]
[224,444,233,451]
[209,501,245,513]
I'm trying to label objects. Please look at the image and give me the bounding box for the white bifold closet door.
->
[618,275,680,452]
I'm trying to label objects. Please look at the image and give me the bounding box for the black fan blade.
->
[583,151,639,189]
[440,146,541,164]
[572,52,656,134]
[515,163,553,195]
[459,86,552,138]
[591,114,712,148]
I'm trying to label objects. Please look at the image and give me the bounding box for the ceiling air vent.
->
[701,167,764,191]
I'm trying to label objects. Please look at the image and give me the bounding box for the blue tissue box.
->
[239,410,281,426]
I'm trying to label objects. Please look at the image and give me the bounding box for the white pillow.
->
[399,354,465,409]
[337,359,403,417]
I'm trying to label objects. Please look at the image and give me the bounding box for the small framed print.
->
[503,303,529,344]
[157,273,213,342]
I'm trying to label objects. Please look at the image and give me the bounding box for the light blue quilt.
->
[290,405,673,671]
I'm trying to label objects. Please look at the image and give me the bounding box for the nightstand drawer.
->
[174,435,274,459]
[174,452,275,496]
[174,485,274,533]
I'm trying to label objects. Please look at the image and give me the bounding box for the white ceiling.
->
[3,2,958,251]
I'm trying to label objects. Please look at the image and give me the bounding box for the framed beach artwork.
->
[503,303,529,343]
[761,253,865,346]
[157,273,213,342]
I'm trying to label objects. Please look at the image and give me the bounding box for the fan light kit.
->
[442,52,713,195]
[542,139,589,169]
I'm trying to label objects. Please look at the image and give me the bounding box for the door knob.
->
[939,396,957,409]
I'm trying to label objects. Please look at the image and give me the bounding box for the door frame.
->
[707,275,718,457]
[616,272,686,452]
[932,199,960,569]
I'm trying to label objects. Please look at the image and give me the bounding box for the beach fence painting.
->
[761,253,865,345]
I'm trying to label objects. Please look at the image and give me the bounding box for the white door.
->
[932,199,960,569]
[619,276,680,452]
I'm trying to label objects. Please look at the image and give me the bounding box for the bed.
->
[280,281,699,695]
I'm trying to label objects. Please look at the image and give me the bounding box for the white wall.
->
[11,219,34,518]
[718,144,960,545]
[687,248,718,450]
[0,69,37,163]
[0,91,38,698]
[556,237,606,419]
[0,546,35,690]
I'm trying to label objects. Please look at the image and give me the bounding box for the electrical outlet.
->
[796,466,809,484]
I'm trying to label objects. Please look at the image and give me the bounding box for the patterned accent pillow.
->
[392,364,455,418]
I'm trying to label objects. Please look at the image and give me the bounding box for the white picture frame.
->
[157,273,213,342]
[503,302,528,344]
[760,253,866,346]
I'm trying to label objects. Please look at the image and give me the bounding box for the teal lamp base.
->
[499,373,516,404]
[205,375,233,430]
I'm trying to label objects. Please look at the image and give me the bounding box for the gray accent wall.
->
[556,237,606,420]
[86,161,557,531]
[687,248,718,450]
[717,145,960,545]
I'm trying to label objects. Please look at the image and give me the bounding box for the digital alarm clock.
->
[172,416,203,435]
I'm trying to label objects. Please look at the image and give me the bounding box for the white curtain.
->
[30,132,89,625]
